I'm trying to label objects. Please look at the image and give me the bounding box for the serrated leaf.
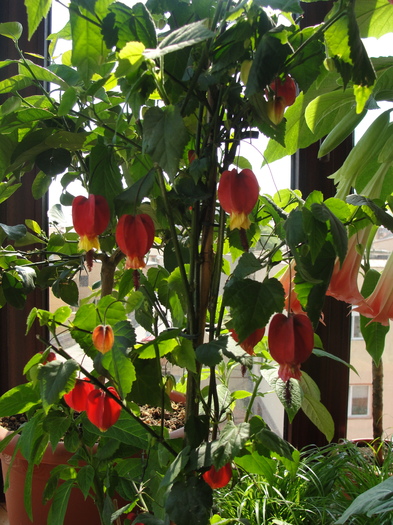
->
[224,278,284,342]
[214,421,250,468]
[166,477,212,525]
[144,20,214,59]
[37,359,79,411]
[142,105,189,179]
[0,382,40,416]
[262,368,303,422]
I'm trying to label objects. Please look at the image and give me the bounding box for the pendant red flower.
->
[86,386,122,432]
[72,194,110,251]
[202,463,232,489]
[278,262,304,315]
[64,378,95,412]
[269,75,297,107]
[115,214,155,269]
[92,324,115,353]
[230,327,265,356]
[217,168,259,230]
[268,313,314,381]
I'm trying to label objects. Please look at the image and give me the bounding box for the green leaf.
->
[214,421,250,468]
[87,410,149,449]
[246,32,291,98]
[0,382,40,416]
[224,278,284,342]
[101,342,136,398]
[89,143,124,213]
[77,465,95,499]
[196,337,228,367]
[262,368,303,422]
[171,338,197,373]
[129,357,164,407]
[70,3,109,83]
[37,359,79,411]
[336,476,393,524]
[256,428,294,461]
[142,105,189,180]
[235,452,277,481]
[300,372,334,442]
[347,195,393,232]
[0,74,33,94]
[35,148,72,176]
[0,223,27,240]
[144,20,214,59]
[355,0,393,39]
[115,169,156,216]
[166,477,212,525]
[0,22,23,40]
[47,479,74,525]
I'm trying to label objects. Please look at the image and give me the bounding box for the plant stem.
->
[244,374,263,423]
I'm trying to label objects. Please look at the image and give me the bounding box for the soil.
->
[0,400,185,433]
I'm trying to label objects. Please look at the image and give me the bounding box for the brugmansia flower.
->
[268,313,314,381]
[92,324,115,353]
[115,214,155,269]
[229,327,265,356]
[64,378,95,412]
[202,463,232,489]
[72,195,110,251]
[327,227,372,307]
[86,386,122,432]
[355,250,393,326]
[217,168,259,230]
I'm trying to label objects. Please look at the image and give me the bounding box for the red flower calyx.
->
[268,313,314,381]
[230,327,265,356]
[115,213,155,269]
[64,378,95,412]
[86,386,122,432]
[72,194,110,252]
[217,168,259,230]
[269,75,297,107]
[202,463,232,489]
[92,324,115,353]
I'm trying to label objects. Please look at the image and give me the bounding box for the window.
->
[351,312,363,340]
[348,385,370,417]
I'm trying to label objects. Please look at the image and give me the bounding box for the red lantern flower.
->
[92,324,115,353]
[230,327,265,356]
[72,195,110,251]
[86,386,122,432]
[217,168,259,230]
[202,463,232,489]
[40,350,57,364]
[269,75,297,107]
[268,313,314,381]
[64,378,95,412]
[115,214,155,269]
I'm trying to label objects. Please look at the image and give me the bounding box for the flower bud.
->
[202,463,232,489]
[217,168,259,230]
[92,324,115,353]
[266,97,286,125]
[72,194,110,252]
[64,378,95,412]
[268,313,314,381]
[86,386,122,432]
[115,214,155,269]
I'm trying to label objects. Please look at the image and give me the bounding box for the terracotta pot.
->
[0,393,185,524]
[0,425,109,525]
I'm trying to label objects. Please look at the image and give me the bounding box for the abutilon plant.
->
[217,168,259,230]
[72,195,110,252]
[115,214,155,269]
[268,313,314,381]
[202,463,232,489]
[92,324,115,354]
[86,386,122,432]
[230,327,265,356]
[64,378,95,412]
[278,262,304,315]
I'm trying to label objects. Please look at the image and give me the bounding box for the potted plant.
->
[0,0,393,524]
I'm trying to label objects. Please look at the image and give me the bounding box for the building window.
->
[348,385,370,417]
[351,312,363,340]
[79,274,89,287]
